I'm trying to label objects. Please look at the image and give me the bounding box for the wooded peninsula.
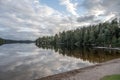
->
[36,18,120,47]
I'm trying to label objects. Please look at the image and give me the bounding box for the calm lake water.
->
[0,43,120,80]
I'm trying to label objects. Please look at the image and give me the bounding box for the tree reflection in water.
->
[36,44,120,63]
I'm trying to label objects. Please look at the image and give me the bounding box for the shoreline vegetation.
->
[0,38,35,45]
[100,74,120,80]
[36,18,120,48]
[0,38,5,45]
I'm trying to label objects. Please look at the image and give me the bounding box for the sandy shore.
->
[94,47,120,50]
[36,58,120,80]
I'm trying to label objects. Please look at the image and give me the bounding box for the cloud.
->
[76,0,120,26]
[81,0,120,18]
[0,0,120,40]
[77,15,95,23]
[0,0,72,40]
[60,0,78,16]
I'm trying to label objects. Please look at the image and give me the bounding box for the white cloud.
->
[0,0,120,40]
[0,0,73,40]
[77,0,120,25]
[60,0,78,16]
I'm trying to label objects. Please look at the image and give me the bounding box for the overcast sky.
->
[0,0,120,40]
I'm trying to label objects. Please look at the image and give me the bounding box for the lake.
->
[0,43,120,80]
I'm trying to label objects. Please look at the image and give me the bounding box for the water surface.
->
[0,43,120,80]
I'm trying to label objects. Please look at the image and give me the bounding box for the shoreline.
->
[36,58,120,80]
[94,47,120,50]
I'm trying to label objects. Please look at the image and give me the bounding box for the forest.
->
[0,38,5,45]
[0,38,34,45]
[36,18,120,47]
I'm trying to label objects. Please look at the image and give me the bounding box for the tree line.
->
[36,18,120,47]
[0,38,5,45]
[0,38,34,45]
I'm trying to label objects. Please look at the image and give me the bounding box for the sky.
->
[0,0,120,40]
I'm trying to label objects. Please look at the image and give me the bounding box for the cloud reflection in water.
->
[0,43,94,80]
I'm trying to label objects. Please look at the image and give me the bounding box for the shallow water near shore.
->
[0,43,120,80]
